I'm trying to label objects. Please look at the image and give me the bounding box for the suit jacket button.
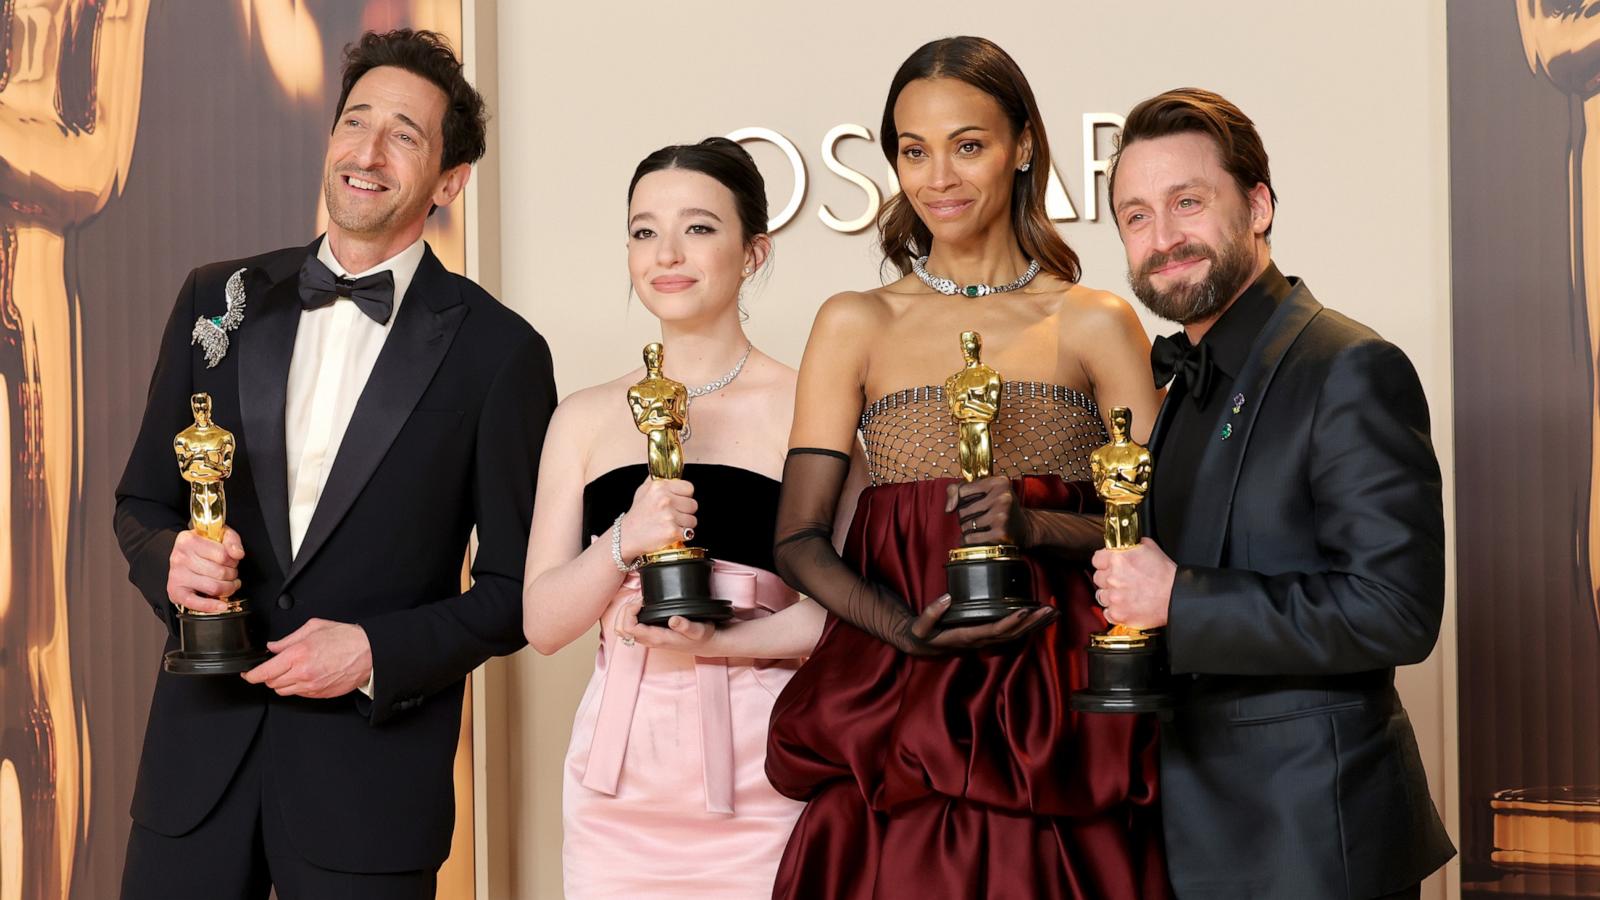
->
[277,593,294,610]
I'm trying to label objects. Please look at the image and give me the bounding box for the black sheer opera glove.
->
[945,475,1105,559]
[774,450,1055,656]
[772,448,923,652]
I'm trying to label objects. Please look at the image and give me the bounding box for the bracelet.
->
[611,514,643,573]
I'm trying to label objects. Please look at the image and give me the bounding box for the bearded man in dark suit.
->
[1094,87,1455,900]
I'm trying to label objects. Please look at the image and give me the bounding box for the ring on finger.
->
[619,633,636,647]
[1095,589,1107,608]
[682,527,695,542]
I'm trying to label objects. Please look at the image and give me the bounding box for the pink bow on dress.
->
[580,559,797,814]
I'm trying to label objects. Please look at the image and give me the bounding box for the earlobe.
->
[433,164,472,208]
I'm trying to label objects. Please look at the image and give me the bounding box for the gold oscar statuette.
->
[176,393,239,608]
[941,331,1038,627]
[1071,407,1173,713]
[163,393,271,674]
[626,344,731,624]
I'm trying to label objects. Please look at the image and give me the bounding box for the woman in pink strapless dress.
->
[521,138,824,899]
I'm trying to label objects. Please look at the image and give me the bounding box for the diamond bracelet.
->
[611,513,642,573]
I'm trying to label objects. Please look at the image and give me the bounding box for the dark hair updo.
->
[627,137,770,243]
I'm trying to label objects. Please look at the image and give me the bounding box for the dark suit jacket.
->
[114,240,556,873]
[1148,279,1455,899]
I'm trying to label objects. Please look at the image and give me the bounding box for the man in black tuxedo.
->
[1092,88,1455,899]
[114,30,555,898]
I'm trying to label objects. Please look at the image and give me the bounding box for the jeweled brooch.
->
[191,268,248,368]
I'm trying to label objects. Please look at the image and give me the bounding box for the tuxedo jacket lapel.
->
[236,257,309,578]
[286,246,467,582]
[1171,284,1323,566]
[1144,393,1180,546]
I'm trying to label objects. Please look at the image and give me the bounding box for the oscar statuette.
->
[163,393,271,674]
[1071,406,1173,713]
[941,331,1038,626]
[627,343,733,625]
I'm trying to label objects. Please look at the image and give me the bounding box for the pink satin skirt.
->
[562,561,806,898]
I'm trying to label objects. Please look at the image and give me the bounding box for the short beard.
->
[1128,215,1257,325]
[323,167,402,236]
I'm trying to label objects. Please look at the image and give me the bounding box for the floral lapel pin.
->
[191,267,248,368]
[1221,393,1247,440]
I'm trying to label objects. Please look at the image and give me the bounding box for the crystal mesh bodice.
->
[858,381,1107,486]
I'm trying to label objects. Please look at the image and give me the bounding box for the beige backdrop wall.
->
[489,2,1455,897]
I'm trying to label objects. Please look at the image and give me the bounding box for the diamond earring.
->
[1019,162,1032,172]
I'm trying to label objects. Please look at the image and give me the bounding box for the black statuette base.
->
[1070,634,1173,713]
[941,555,1037,628]
[164,606,272,675]
[638,556,733,625]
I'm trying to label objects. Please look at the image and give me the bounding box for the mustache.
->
[1139,243,1214,277]
[333,166,393,189]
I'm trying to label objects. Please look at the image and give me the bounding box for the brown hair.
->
[1108,87,1277,235]
[335,29,487,172]
[876,37,1080,283]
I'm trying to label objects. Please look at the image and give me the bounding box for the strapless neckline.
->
[581,463,782,573]
[861,381,1099,428]
[584,462,780,491]
[856,381,1106,486]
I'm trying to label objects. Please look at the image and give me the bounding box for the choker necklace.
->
[680,343,753,442]
[912,255,1040,298]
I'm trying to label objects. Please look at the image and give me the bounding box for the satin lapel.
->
[285,247,467,582]
[1147,391,1180,456]
[1171,284,1323,566]
[1143,392,1181,546]
[236,265,306,577]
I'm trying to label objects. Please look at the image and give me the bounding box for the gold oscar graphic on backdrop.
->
[1484,5,1600,875]
[941,330,1038,627]
[1070,407,1172,714]
[1518,0,1600,646]
[163,394,271,675]
[0,1,152,895]
[626,343,732,625]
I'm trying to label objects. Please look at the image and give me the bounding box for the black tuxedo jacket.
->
[1147,280,1455,898]
[114,240,555,873]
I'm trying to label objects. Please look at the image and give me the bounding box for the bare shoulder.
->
[753,350,798,383]
[551,371,640,433]
[812,288,894,335]
[1052,284,1143,343]
[1060,283,1140,323]
[747,352,798,405]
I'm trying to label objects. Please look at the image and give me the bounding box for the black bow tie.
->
[1151,332,1216,406]
[298,254,396,325]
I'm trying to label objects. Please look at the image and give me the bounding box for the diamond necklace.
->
[912,255,1040,298]
[680,342,753,442]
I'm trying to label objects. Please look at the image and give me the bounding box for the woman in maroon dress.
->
[765,37,1170,899]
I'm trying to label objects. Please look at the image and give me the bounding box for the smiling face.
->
[1113,132,1271,325]
[892,77,1031,247]
[627,167,764,324]
[322,65,468,245]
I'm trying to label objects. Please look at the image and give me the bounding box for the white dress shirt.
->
[285,235,424,555]
[285,234,425,696]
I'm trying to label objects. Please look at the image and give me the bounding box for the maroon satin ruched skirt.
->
[765,476,1169,899]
